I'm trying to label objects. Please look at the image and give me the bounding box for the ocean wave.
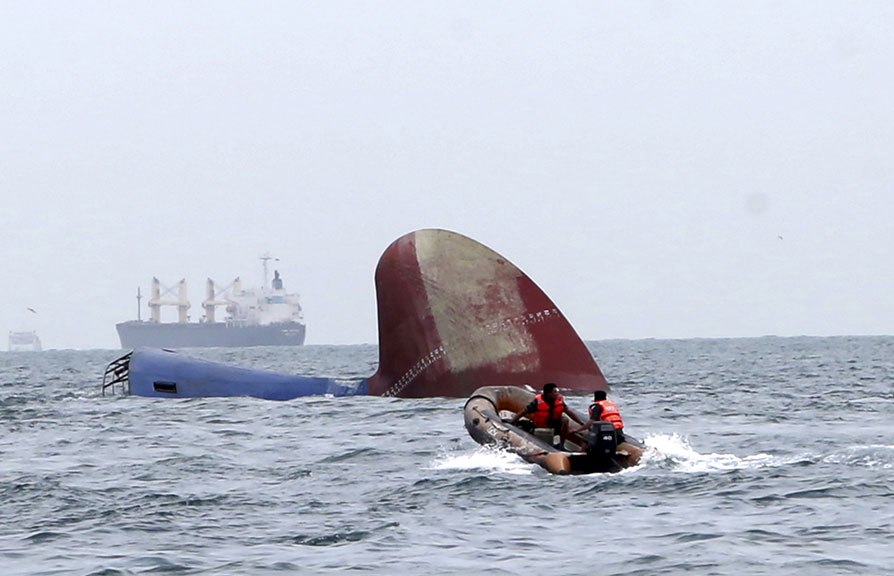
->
[5,339,894,575]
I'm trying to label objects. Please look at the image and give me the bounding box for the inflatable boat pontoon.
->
[464,386,644,474]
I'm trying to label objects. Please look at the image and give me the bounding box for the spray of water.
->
[431,432,830,477]
[642,433,790,473]
[430,445,534,475]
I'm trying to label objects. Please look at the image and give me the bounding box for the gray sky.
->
[2,2,892,350]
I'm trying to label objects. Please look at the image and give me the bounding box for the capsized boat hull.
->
[102,348,365,399]
[105,228,611,400]
[366,229,608,397]
[464,386,644,474]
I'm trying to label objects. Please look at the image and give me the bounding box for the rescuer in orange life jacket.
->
[509,382,586,446]
[569,390,626,444]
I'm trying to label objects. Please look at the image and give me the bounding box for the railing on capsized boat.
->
[101,351,132,396]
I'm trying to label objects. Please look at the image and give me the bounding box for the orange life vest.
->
[530,393,566,428]
[589,399,623,430]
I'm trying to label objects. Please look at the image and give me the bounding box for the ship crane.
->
[148,278,190,323]
[202,278,243,323]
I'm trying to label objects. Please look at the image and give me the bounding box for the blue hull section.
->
[125,348,366,400]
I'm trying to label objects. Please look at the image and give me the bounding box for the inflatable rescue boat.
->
[464,386,644,474]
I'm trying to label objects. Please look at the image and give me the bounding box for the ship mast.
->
[260,252,279,288]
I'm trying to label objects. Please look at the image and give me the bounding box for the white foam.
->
[430,446,533,475]
[642,432,786,473]
[823,444,894,469]
[848,396,893,404]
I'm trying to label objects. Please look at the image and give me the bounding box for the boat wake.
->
[434,433,833,478]
[440,435,788,477]
[822,444,894,469]
[430,446,535,476]
[640,435,894,473]
[640,433,790,473]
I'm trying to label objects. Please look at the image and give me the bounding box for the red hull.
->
[366,229,607,398]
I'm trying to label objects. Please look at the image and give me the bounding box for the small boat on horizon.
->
[8,330,42,352]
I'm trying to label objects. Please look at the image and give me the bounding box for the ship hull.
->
[116,321,306,349]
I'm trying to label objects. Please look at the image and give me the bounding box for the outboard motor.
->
[587,421,618,460]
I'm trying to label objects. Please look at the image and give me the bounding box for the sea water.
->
[1,337,892,575]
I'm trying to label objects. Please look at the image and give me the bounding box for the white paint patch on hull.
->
[413,230,540,374]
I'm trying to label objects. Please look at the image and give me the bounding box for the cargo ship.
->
[116,256,306,349]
